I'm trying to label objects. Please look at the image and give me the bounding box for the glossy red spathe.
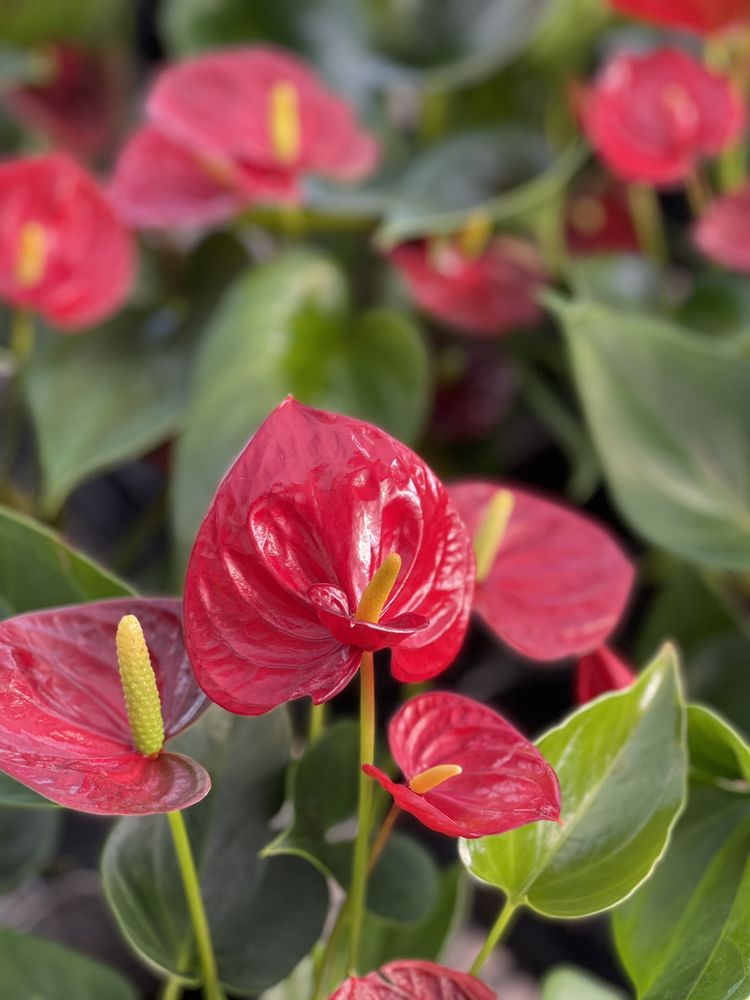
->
[389,237,547,336]
[364,691,560,838]
[694,183,750,273]
[330,960,497,999]
[0,599,210,815]
[449,482,634,661]
[0,153,134,329]
[576,646,636,704]
[610,0,750,35]
[582,49,744,186]
[183,398,475,715]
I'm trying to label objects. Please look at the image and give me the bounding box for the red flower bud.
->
[694,183,750,272]
[330,960,497,999]
[582,49,744,186]
[364,691,560,838]
[576,646,636,704]
[183,398,474,715]
[0,153,134,329]
[610,0,750,35]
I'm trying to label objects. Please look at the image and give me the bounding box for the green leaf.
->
[541,966,625,1000]
[555,297,750,570]
[460,645,687,918]
[259,958,314,1000]
[0,0,126,44]
[688,633,750,739]
[0,929,136,1000]
[102,707,329,995]
[568,255,664,313]
[687,704,750,787]
[172,251,429,564]
[0,806,60,890]
[0,504,131,617]
[675,271,750,339]
[614,785,750,1000]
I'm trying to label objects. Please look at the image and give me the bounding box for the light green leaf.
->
[542,966,625,1000]
[0,0,126,44]
[460,645,687,918]
[555,297,750,570]
[614,785,750,1000]
[0,806,60,890]
[102,707,328,995]
[0,929,136,1000]
[688,704,750,787]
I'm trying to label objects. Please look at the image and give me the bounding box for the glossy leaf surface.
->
[365,692,560,838]
[184,398,473,714]
[449,482,634,660]
[331,960,496,999]
[102,707,329,993]
[556,297,750,570]
[687,704,750,786]
[0,805,60,890]
[0,599,210,814]
[460,646,686,917]
[541,966,624,1000]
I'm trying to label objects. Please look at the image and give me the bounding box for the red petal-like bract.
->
[184,398,474,715]
[0,153,134,329]
[694,183,750,273]
[330,960,497,999]
[0,599,210,815]
[576,646,636,705]
[566,180,639,256]
[389,237,547,336]
[449,482,634,661]
[610,0,750,34]
[364,691,560,838]
[148,47,378,182]
[582,49,744,186]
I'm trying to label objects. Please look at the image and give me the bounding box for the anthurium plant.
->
[0,1,749,998]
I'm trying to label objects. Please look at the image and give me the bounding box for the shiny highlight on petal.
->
[116,614,165,757]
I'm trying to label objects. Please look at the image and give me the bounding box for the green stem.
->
[309,701,327,744]
[469,897,519,977]
[166,811,225,1000]
[160,977,184,1000]
[347,651,376,972]
[627,184,667,265]
[9,309,34,364]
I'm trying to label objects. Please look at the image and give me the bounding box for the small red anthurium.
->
[610,0,750,35]
[0,599,210,815]
[449,482,634,661]
[576,646,636,705]
[582,49,744,187]
[694,183,750,273]
[330,960,497,998]
[363,692,560,839]
[183,398,475,716]
[0,153,134,329]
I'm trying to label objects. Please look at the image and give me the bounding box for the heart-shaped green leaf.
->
[460,645,687,917]
[102,707,329,995]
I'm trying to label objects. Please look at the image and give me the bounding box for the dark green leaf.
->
[0,0,126,44]
[688,633,750,739]
[460,645,687,917]
[0,806,60,890]
[0,929,136,1000]
[102,707,329,995]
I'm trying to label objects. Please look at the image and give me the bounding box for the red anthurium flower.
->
[183,398,474,716]
[566,180,639,256]
[449,482,634,661]
[610,0,750,35]
[330,960,497,999]
[0,599,210,815]
[582,49,744,186]
[389,237,547,336]
[694,183,750,272]
[363,692,560,838]
[0,153,134,329]
[576,646,636,704]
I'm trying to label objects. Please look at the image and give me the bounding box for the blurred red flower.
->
[0,153,134,329]
[363,691,560,838]
[111,47,378,228]
[694,183,750,272]
[331,960,497,999]
[582,49,744,186]
[0,599,210,815]
[183,398,475,716]
[566,180,639,255]
[449,482,634,661]
[576,646,636,704]
[610,0,750,35]
[389,237,547,336]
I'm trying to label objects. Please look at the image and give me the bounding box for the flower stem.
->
[347,651,376,972]
[9,309,34,364]
[627,184,667,264]
[161,978,184,1000]
[368,803,400,874]
[686,170,712,217]
[469,897,519,977]
[166,811,225,1000]
[309,701,327,744]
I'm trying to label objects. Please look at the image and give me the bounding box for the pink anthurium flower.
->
[576,646,636,704]
[0,152,134,329]
[581,49,744,186]
[330,960,497,998]
[610,0,750,35]
[449,482,634,661]
[363,692,560,838]
[0,599,210,815]
[694,183,750,272]
[183,398,475,716]
[388,236,547,336]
